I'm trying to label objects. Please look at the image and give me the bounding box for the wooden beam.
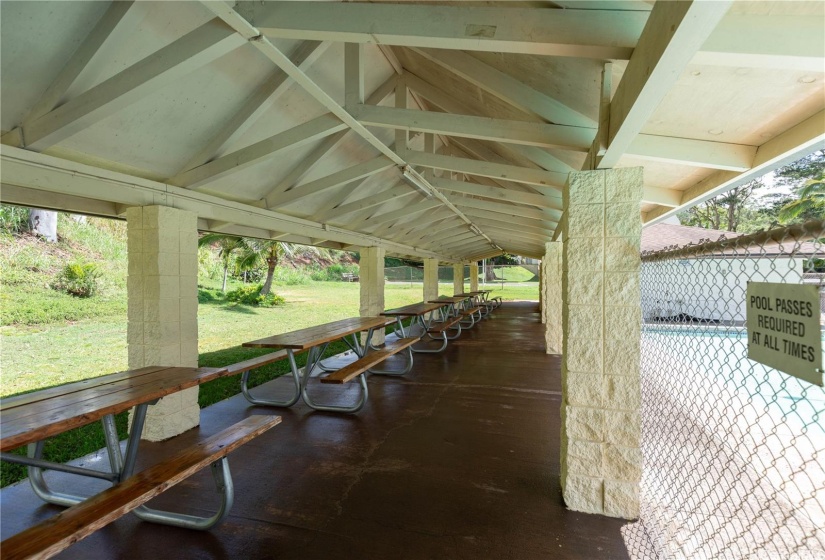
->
[432,178,560,210]
[361,199,443,229]
[170,114,347,189]
[352,105,594,151]
[266,157,395,209]
[695,14,825,72]
[480,226,550,243]
[0,145,452,260]
[409,48,595,128]
[23,1,135,126]
[319,185,414,223]
[249,2,645,58]
[407,151,566,190]
[172,40,330,177]
[463,208,557,230]
[21,19,246,150]
[468,215,555,235]
[640,185,682,208]
[344,43,364,109]
[626,134,755,172]
[261,75,397,203]
[598,0,732,169]
[450,196,561,222]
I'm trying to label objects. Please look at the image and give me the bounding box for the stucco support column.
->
[359,246,386,345]
[453,263,464,295]
[126,206,199,441]
[469,262,479,292]
[543,241,563,354]
[423,258,439,318]
[560,167,642,519]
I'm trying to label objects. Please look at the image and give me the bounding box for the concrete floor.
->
[1,302,630,559]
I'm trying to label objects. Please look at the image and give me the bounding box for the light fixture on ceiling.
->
[469,224,482,235]
[400,165,433,199]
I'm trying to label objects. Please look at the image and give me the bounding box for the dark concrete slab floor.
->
[1,302,630,559]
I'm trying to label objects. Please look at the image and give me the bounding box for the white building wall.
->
[640,258,804,323]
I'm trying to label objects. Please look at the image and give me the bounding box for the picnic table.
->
[381,302,453,353]
[243,316,419,413]
[0,365,282,558]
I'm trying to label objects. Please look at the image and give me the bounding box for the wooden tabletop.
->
[454,293,481,298]
[242,316,395,350]
[381,302,448,317]
[0,366,227,452]
[428,296,470,304]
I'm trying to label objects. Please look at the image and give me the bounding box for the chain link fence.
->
[623,220,825,559]
[384,264,539,286]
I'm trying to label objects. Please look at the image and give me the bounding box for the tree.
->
[236,239,293,296]
[197,233,246,292]
[28,209,58,242]
[778,179,825,222]
[680,182,764,232]
[774,149,825,223]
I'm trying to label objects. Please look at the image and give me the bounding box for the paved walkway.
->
[1,302,629,559]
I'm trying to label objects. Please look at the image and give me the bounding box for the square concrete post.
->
[453,263,464,295]
[126,206,200,441]
[543,241,563,354]
[560,167,642,519]
[359,246,386,345]
[469,262,479,292]
[423,258,439,318]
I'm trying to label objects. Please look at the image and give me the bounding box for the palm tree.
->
[197,233,247,292]
[778,178,825,223]
[236,239,293,296]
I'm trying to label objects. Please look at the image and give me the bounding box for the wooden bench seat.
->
[320,337,419,385]
[461,306,483,316]
[223,349,307,376]
[427,316,462,334]
[2,415,281,560]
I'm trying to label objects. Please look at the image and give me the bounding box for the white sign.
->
[746,282,823,386]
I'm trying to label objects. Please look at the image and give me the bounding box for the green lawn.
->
[1,280,537,397]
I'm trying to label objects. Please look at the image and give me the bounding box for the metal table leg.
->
[240,350,302,407]
[301,336,368,413]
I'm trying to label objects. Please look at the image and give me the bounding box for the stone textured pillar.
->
[126,206,200,441]
[539,263,544,323]
[359,246,386,345]
[469,262,479,292]
[423,258,439,319]
[543,242,563,354]
[453,263,464,295]
[560,167,642,519]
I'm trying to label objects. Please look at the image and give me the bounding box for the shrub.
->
[308,263,360,282]
[52,262,102,298]
[273,266,311,285]
[225,284,285,307]
[0,205,29,234]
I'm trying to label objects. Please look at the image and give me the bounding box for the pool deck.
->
[0,302,630,559]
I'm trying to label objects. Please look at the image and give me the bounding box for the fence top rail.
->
[641,219,824,263]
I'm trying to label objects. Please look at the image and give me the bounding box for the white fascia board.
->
[0,145,450,260]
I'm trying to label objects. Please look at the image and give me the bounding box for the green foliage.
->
[308,262,360,281]
[52,262,102,298]
[778,179,825,222]
[0,205,29,233]
[272,266,311,285]
[225,284,285,307]
[804,257,825,273]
